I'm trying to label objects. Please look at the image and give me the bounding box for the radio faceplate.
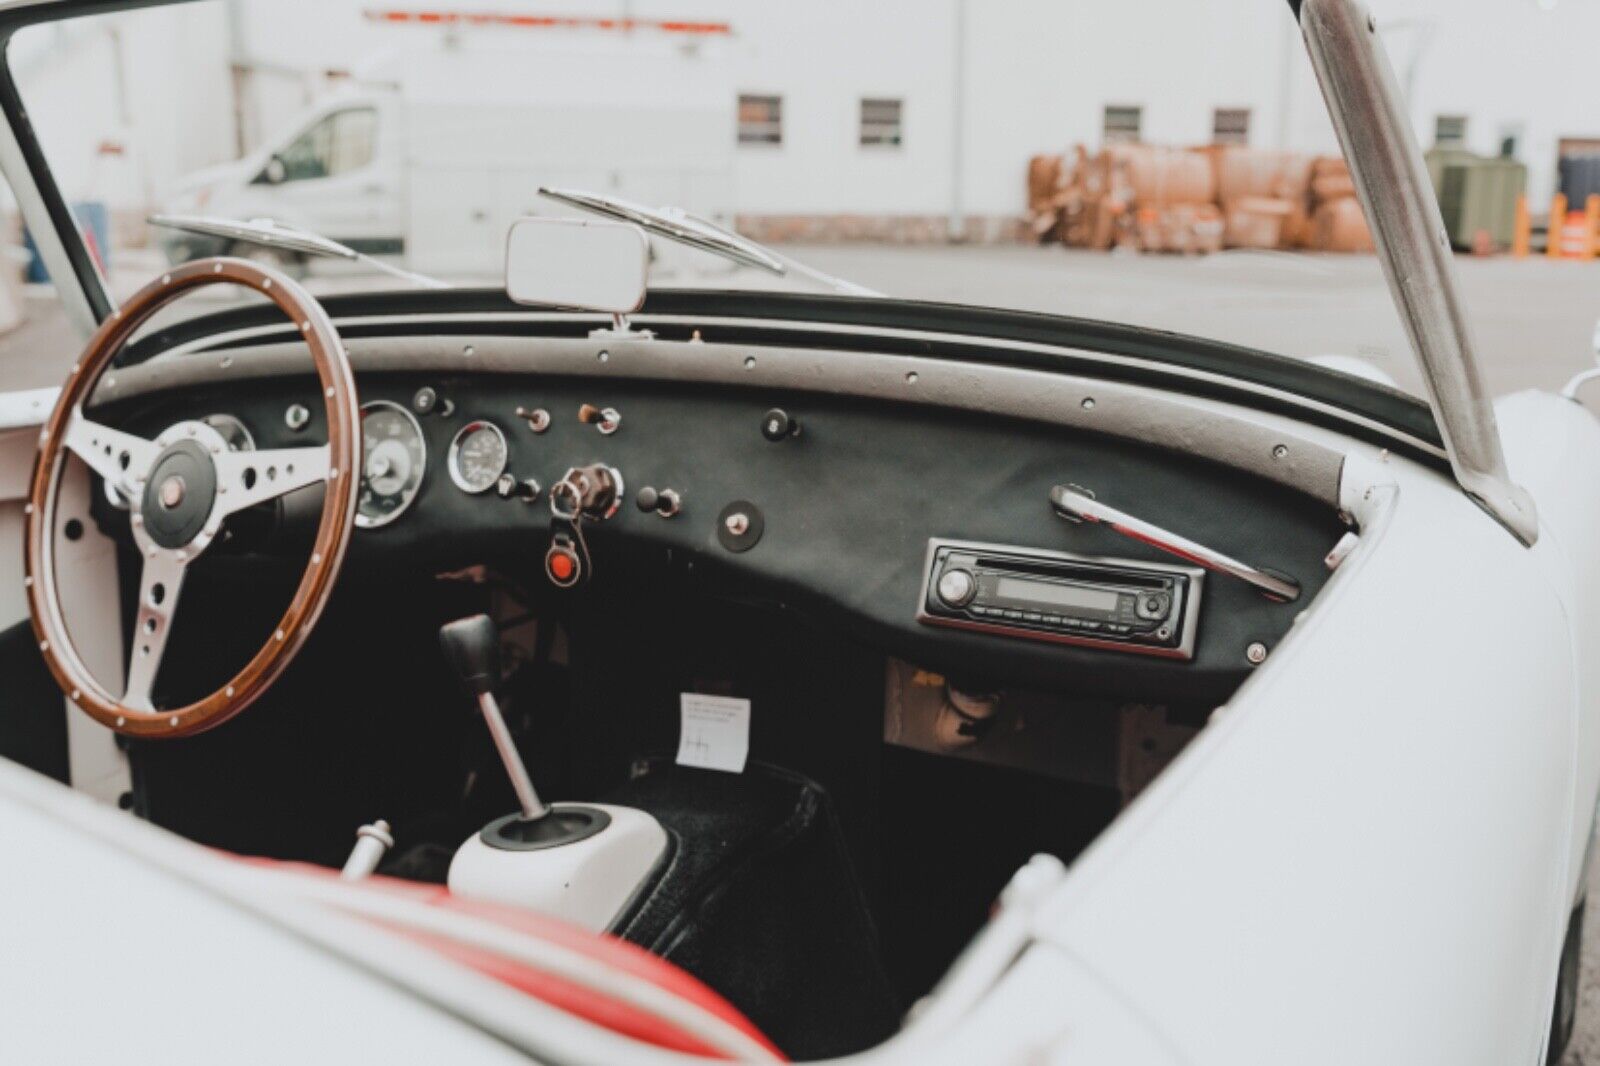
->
[916,539,1205,660]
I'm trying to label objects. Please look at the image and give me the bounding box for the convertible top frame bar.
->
[1292,0,1539,546]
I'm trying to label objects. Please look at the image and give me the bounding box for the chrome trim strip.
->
[1298,0,1537,545]
[152,310,1448,461]
[94,333,1352,508]
[1050,486,1301,602]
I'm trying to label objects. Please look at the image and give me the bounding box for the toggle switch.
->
[635,486,682,518]
[578,404,621,435]
[761,408,800,442]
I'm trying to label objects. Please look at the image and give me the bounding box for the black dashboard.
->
[91,362,1348,705]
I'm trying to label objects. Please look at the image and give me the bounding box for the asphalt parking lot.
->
[4,244,1600,1058]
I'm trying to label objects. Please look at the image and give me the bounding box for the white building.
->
[9,0,1599,240]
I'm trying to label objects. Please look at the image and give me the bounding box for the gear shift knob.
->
[440,614,548,822]
[440,614,500,696]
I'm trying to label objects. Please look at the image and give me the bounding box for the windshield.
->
[9,1,1595,400]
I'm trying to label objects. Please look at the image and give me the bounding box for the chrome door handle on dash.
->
[1050,485,1301,603]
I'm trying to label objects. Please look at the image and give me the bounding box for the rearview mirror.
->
[504,217,649,314]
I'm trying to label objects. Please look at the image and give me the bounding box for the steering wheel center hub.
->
[140,439,217,549]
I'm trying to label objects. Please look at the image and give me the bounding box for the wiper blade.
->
[536,187,879,297]
[148,214,449,290]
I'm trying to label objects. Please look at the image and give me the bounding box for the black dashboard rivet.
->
[717,501,763,553]
[636,486,660,513]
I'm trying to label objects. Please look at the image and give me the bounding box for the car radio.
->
[916,539,1204,660]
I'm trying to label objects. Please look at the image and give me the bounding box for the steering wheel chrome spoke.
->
[123,549,189,713]
[61,409,159,499]
[213,444,332,517]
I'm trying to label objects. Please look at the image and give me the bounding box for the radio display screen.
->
[995,576,1119,614]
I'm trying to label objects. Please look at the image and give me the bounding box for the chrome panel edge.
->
[93,333,1350,509]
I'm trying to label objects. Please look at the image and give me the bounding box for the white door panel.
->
[1034,454,1575,1065]
[1497,392,1600,904]
[0,426,38,630]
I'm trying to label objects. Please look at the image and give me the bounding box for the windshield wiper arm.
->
[536,187,879,298]
[148,214,449,290]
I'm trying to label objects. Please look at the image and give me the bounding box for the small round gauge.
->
[448,420,509,495]
[202,413,256,453]
[358,401,427,528]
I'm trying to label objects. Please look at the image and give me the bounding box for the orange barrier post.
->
[1549,194,1568,259]
[1513,194,1531,259]
[1587,195,1600,260]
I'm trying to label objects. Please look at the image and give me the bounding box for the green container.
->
[1430,152,1528,251]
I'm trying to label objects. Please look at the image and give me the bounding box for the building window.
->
[1212,107,1251,146]
[1103,105,1143,144]
[859,97,904,148]
[737,94,783,146]
[1434,115,1469,148]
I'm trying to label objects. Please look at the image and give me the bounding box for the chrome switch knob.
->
[936,569,977,608]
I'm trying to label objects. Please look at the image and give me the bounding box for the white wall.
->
[6,0,1597,219]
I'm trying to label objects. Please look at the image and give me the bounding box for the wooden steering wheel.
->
[24,258,359,737]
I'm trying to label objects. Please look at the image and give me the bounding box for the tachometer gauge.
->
[358,401,427,528]
[447,420,509,495]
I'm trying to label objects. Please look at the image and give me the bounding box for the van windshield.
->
[4,0,1474,397]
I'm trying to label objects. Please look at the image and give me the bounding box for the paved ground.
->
[5,244,1600,1057]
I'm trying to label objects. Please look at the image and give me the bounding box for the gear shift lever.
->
[440,615,549,822]
[440,614,669,929]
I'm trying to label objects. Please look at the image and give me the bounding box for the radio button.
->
[1023,612,1042,623]
[1003,610,1023,621]
[936,569,978,609]
[1136,593,1172,620]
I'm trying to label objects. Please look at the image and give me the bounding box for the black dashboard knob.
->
[762,408,799,442]
[439,615,499,697]
[635,486,682,518]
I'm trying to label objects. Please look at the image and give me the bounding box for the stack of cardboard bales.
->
[1211,147,1313,250]
[1027,144,1375,255]
[1031,145,1222,253]
[1114,145,1224,255]
[1307,156,1374,253]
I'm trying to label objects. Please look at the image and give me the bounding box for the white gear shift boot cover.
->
[448,803,668,931]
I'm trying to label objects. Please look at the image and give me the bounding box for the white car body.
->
[0,0,1597,1063]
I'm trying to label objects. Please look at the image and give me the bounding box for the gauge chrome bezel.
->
[447,419,509,495]
[357,399,427,529]
[201,413,256,453]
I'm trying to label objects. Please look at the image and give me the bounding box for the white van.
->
[157,38,735,281]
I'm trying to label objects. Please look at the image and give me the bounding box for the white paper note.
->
[676,693,751,774]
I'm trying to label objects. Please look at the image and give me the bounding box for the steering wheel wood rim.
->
[24,257,359,737]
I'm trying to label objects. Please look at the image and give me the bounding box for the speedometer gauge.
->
[358,401,427,528]
[448,421,509,495]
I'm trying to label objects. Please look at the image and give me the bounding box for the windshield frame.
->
[0,0,1445,462]
[115,285,1447,464]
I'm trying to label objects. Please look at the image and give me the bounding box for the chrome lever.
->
[1050,485,1301,603]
